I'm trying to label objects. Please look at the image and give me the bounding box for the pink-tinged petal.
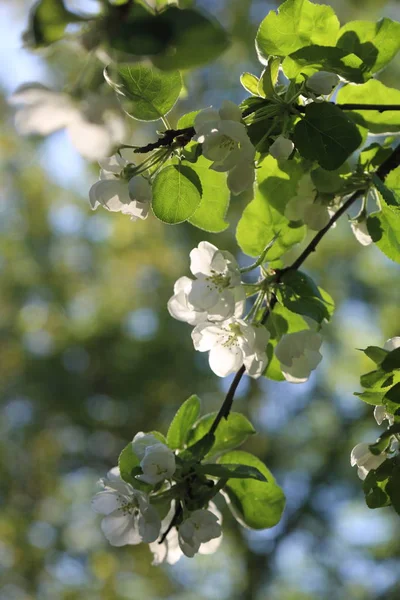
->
[209,344,243,377]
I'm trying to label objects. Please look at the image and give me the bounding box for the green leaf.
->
[382,348,400,372]
[282,46,365,83]
[25,0,84,47]
[293,103,362,170]
[385,382,400,404]
[256,0,339,61]
[218,451,286,529]
[167,395,201,451]
[311,167,346,194]
[336,18,400,74]
[187,155,230,233]
[152,164,202,224]
[336,80,400,134]
[367,205,400,264]
[240,73,260,96]
[354,391,386,405]
[258,58,281,98]
[197,463,267,483]
[109,64,182,122]
[152,8,229,70]
[277,270,335,323]
[177,111,201,129]
[105,4,170,56]
[180,432,215,462]
[372,175,400,212]
[187,412,256,458]
[386,465,400,515]
[362,346,389,365]
[360,369,394,390]
[236,156,306,259]
[264,342,285,382]
[118,443,150,491]
[359,143,394,171]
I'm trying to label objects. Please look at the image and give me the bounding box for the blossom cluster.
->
[194,101,256,196]
[89,149,152,220]
[92,432,222,564]
[168,241,323,382]
[351,337,400,480]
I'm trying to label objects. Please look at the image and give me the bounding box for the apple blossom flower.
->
[192,317,269,378]
[306,71,340,96]
[91,467,161,546]
[374,405,394,426]
[285,174,331,231]
[9,84,126,160]
[274,330,323,383]
[178,509,222,558]
[132,432,176,485]
[89,149,151,220]
[269,136,294,160]
[194,100,255,195]
[168,241,245,325]
[384,337,400,352]
[350,442,387,480]
[350,218,372,246]
[149,502,223,565]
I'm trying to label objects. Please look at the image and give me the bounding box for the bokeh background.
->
[1,1,400,598]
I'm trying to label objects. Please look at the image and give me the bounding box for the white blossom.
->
[149,502,222,565]
[350,218,372,246]
[9,84,126,160]
[194,100,255,195]
[178,509,222,558]
[132,432,161,459]
[285,175,331,231]
[89,149,151,220]
[269,136,294,160]
[192,318,269,378]
[306,71,340,96]
[384,337,400,352]
[374,405,394,426]
[91,467,161,546]
[350,442,387,480]
[132,432,176,485]
[275,330,323,383]
[168,241,245,326]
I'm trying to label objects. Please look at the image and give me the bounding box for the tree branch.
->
[131,105,400,154]
[209,143,400,434]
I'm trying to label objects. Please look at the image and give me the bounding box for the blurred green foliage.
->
[1,0,400,599]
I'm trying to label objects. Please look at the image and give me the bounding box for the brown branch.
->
[297,103,400,113]
[133,127,195,154]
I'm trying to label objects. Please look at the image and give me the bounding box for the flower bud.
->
[306,71,340,95]
[269,136,294,160]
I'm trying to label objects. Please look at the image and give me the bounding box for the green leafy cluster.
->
[118,394,285,530]
[356,345,400,511]
[356,346,400,419]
